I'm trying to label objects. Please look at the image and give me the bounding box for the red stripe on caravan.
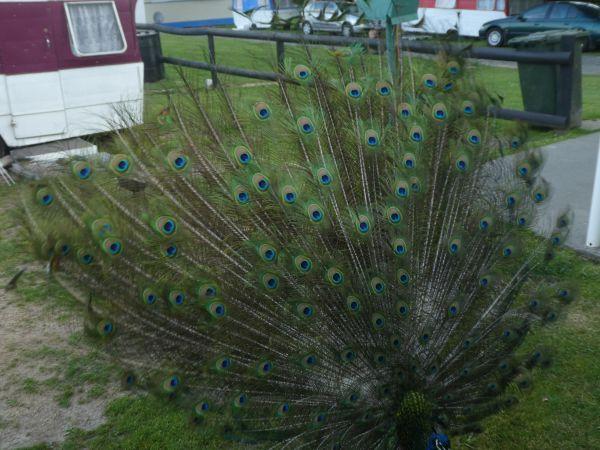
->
[0,0,140,75]
[420,0,437,8]
[420,0,483,10]
[457,0,479,9]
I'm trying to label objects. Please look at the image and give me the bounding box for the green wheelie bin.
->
[509,29,588,128]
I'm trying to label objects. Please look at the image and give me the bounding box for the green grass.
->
[456,247,600,449]
[146,34,600,150]
[21,377,40,394]
[12,342,115,409]
[18,343,116,408]
[60,396,245,450]
[0,188,117,416]
[474,64,600,121]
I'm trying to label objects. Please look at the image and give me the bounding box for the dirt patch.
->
[565,309,596,329]
[0,275,121,449]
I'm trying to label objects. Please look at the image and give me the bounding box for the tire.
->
[341,23,352,38]
[302,21,313,35]
[250,23,257,30]
[486,27,504,47]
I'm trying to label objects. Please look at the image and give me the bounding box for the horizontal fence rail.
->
[161,55,288,83]
[137,23,579,128]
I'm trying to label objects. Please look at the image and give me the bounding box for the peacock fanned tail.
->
[22,45,576,448]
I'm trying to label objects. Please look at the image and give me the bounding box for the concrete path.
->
[533,131,600,258]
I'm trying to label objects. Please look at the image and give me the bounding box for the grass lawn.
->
[146,34,600,150]
[1,33,599,450]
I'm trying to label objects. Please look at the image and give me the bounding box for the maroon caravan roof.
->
[0,0,141,75]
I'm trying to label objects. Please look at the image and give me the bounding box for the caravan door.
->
[0,2,67,143]
[424,0,460,35]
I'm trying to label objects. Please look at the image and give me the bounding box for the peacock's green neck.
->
[395,391,434,450]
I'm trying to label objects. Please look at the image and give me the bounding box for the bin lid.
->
[509,29,590,47]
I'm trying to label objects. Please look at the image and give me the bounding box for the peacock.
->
[20,43,577,449]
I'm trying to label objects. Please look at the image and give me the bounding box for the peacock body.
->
[22,45,576,449]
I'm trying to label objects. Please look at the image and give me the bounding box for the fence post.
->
[557,35,582,128]
[276,40,285,73]
[137,30,165,82]
[385,17,397,81]
[139,24,579,129]
[207,34,218,87]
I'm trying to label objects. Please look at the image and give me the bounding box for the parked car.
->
[301,1,372,36]
[402,0,508,39]
[479,1,600,48]
[232,0,301,30]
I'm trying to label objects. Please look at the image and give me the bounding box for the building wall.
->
[145,0,232,26]
[418,0,544,15]
[0,0,143,147]
[0,0,140,76]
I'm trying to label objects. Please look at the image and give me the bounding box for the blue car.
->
[479,1,600,49]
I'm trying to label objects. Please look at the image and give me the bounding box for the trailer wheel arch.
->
[0,135,9,157]
[446,28,458,40]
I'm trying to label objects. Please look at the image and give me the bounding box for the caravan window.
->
[476,0,495,10]
[435,0,456,9]
[476,0,505,10]
[65,1,127,57]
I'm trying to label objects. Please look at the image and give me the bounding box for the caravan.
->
[402,0,540,37]
[0,0,144,150]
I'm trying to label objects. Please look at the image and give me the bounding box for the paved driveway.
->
[531,132,600,257]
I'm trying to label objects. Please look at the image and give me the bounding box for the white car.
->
[233,2,301,30]
[301,1,372,37]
